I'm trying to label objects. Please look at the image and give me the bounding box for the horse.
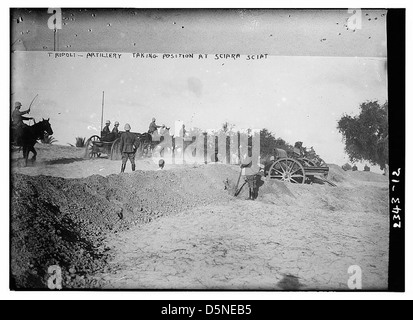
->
[135,132,153,157]
[12,118,53,166]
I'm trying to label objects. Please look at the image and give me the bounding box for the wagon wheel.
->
[267,157,305,184]
[85,135,101,158]
[110,138,122,160]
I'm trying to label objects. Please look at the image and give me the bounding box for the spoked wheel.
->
[267,158,305,184]
[85,135,102,158]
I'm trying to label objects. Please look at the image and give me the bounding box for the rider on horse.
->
[12,101,33,145]
[148,117,162,135]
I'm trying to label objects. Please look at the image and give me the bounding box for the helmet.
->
[114,121,119,126]
[152,117,156,122]
[124,123,131,131]
[15,101,22,108]
[106,120,111,125]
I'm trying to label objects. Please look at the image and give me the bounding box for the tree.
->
[337,101,388,171]
[260,128,294,159]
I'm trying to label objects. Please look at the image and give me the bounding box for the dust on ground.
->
[10,144,389,290]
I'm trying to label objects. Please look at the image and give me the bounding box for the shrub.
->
[342,163,352,171]
[75,137,86,148]
[41,135,58,144]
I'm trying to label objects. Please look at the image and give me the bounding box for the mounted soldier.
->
[148,117,162,135]
[11,101,33,145]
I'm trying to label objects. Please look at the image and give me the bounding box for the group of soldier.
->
[102,117,165,173]
[11,103,257,200]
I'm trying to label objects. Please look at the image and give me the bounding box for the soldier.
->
[112,121,120,135]
[240,147,259,200]
[119,123,139,173]
[102,120,111,137]
[148,117,162,134]
[12,101,32,127]
[158,159,165,170]
[11,101,33,144]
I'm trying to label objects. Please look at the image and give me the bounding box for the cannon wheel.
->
[85,135,102,158]
[110,138,122,160]
[267,157,305,184]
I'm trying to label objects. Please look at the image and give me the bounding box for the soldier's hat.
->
[15,101,22,108]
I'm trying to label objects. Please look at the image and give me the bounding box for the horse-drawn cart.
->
[84,131,157,160]
[84,133,121,160]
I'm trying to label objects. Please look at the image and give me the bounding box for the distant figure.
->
[264,155,275,176]
[102,120,111,137]
[158,159,165,170]
[293,141,303,157]
[119,123,139,173]
[148,117,162,134]
[179,124,187,138]
[12,101,33,144]
[240,148,258,200]
[112,121,120,134]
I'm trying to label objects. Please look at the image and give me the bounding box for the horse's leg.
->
[22,146,28,167]
[30,146,37,162]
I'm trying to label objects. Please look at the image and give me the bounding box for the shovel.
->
[233,167,248,197]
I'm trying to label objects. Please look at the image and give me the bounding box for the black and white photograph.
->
[7,5,406,297]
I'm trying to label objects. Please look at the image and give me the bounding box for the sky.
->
[10,8,388,171]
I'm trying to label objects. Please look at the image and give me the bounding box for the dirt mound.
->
[256,179,388,216]
[326,164,348,184]
[224,163,388,215]
[327,163,387,184]
[347,170,388,183]
[10,164,237,289]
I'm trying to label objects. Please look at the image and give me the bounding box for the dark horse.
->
[12,118,53,166]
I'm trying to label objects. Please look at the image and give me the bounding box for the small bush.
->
[75,137,86,148]
[41,135,58,144]
[341,163,352,171]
